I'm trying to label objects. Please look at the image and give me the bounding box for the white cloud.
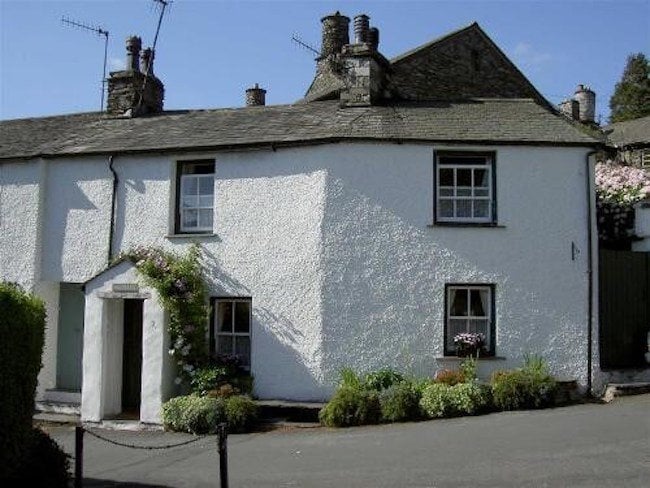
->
[513,42,552,67]
[108,57,126,71]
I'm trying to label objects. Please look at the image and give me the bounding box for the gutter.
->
[108,155,118,264]
[585,149,598,394]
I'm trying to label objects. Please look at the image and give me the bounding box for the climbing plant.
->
[125,244,209,386]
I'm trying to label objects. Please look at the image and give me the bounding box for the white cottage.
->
[0,15,602,424]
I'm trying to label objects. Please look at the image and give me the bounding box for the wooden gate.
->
[599,250,650,369]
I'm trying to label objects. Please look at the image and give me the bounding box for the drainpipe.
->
[108,155,118,264]
[585,149,598,395]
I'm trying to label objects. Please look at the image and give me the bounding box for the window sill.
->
[436,356,506,361]
[428,222,506,228]
[166,233,219,239]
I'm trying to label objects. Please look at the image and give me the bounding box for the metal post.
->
[75,425,84,488]
[217,423,228,488]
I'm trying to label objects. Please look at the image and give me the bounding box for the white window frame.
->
[176,160,215,234]
[435,153,495,224]
[213,298,252,368]
[445,284,494,356]
[641,149,650,168]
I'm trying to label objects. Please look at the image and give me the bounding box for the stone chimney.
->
[574,84,596,123]
[339,14,389,107]
[320,11,350,58]
[559,99,579,120]
[106,35,164,116]
[246,84,266,106]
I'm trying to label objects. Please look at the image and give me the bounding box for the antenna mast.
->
[136,0,169,113]
[61,16,109,112]
[291,35,320,56]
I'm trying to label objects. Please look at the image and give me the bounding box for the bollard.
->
[75,425,84,488]
[217,423,228,488]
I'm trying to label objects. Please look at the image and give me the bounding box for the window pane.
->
[182,209,198,228]
[474,188,489,197]
[217,302,233,333]
[439,199,454,218]
[217,336,233,355]
[199,195,214,208]
[449,289,468,316]
[457,188,472,197]
[448,318,467,349]
[199,176,214,195]
[457,169,472,187]
[474,200,489,218]
[457,199,472,217]
[470,289,487,316]
[469,319,489,340]
[182,195,198,208]
[439,188,453,197]
[235,336,251,366]
[182,176,197,195]
[439,168,454,186]
[474,168,489,187]
[234,301,250,333]
[198,209,213,229]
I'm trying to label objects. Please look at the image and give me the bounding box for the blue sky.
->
[1,0,648,122]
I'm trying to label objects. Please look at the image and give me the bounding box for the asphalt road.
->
[45,395,650,488]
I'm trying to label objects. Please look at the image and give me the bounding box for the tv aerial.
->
[291,34,319,57]
[61,16,109,112]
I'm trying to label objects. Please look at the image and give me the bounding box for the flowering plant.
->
[454,332,486,357]
[122,244,209,387]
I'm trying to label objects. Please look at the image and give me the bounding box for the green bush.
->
[420,382,490,418]
[433,369,465,386]
[162,395,225,434]
[491,369,556,411]
[224,395,258,433]
[190,365,230,395]
[319,387,381,427]
[339,368,363,390]
[11,428,71,487]
[0,283,46,480]
[379,381,422,422]
[363,369,404,391]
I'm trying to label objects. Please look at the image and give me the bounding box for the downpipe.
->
[108,155,118,264]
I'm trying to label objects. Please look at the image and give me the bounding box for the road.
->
[45,395,650,487]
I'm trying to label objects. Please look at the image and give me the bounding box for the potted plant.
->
[454,332,486,358]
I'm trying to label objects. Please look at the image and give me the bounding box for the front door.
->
[122,299,143,414]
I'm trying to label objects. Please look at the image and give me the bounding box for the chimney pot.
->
[367,27,379,50]
[125,36,142,72]
[246,83,266,106]
[573,84,596,123]
[140,48,154,75]
[353,14,370,44]
[320,11,350,57]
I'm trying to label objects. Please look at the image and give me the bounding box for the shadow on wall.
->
[200,246,324,401]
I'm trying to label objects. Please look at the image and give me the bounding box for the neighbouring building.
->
[0,14,603,425]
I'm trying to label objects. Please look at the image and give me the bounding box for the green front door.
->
[56,283,85,391]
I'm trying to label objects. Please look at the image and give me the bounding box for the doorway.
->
[122,299,143,415]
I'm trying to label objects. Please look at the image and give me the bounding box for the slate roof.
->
[604,115,650,147]
[0,99,598,160]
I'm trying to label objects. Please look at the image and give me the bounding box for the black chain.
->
[83,428,207,450]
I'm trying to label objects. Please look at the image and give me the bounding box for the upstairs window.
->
[435,152,495,224]
[176,160,215,233]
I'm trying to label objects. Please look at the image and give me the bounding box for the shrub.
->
[363,369,404,391]
[434,369,465,386]
[339,368,363,390]
[0,283,46,480]
[224,395,258,433]
[379,381,422,422]
[420,382,490,418]
[161,395,225,434]
[11,428,71,487]
[190,365,230,395]
[491,356,557,410]
[319,387,381,427]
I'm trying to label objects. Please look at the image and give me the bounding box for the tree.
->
[609,53,650,123]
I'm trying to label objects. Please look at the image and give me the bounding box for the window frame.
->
[443,284,496,357]
[641,149,650,168]
[174,160,215,234]
[210,297,252,369]
[433,151,497,225]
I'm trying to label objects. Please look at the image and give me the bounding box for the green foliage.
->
[459,357,478,381]
[224,395,259,433]
[339,368,363,390]
[162,395,225,434]
[609,53,650,123]
[190,365,229,395]
[125,245,209,387]
[0,283,46,480]
[490,356,557,411]
[379,381,422,422]
[363,369,405,391]
[319,387,381,427]
[420,382,490,418]
[434,369,465,386]
[11,428,71,487]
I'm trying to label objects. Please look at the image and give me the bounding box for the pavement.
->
[42,394,650,488]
